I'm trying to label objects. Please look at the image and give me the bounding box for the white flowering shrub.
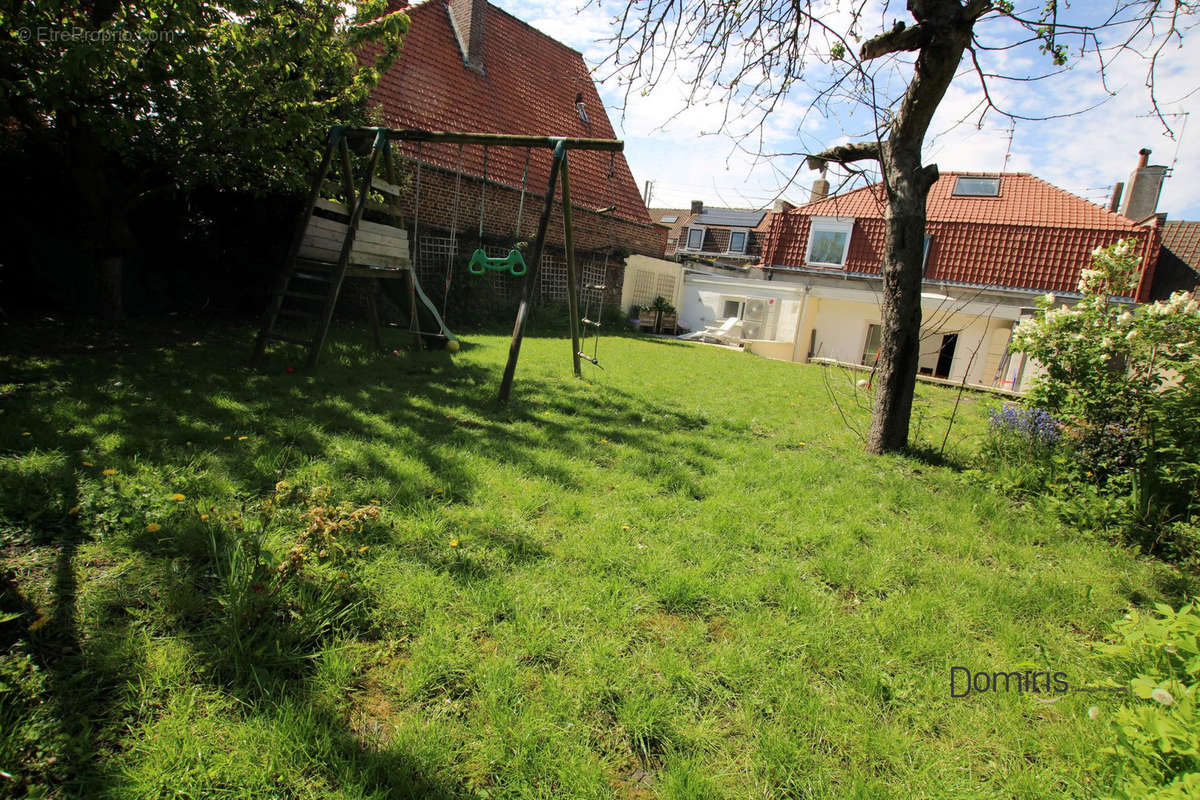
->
[1010,239,1200,550]
[1094,601,1200,800]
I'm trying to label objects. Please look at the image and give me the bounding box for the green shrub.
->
[1095,601,1200,800]
[982,404,1062,493]
[1008,239,1200,556]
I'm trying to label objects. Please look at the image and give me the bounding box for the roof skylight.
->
[952,176,1001,197]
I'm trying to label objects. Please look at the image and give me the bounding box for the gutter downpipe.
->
[790,283,813,363]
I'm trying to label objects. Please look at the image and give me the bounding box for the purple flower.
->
[989,405,1061,445]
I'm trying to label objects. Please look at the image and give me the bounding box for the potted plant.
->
[635,303,657,331]
[651,296,677,334]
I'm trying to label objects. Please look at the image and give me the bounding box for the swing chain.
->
[514,147,531,241]
[410,142,422,276]
[443,143,465,319]
[582,152,618,364]
[467,144,528,277]
[477,146,488,246]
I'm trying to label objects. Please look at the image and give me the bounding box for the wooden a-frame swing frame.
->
[251,125,623,403]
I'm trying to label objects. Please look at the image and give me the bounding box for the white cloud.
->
[492,0,1200,217]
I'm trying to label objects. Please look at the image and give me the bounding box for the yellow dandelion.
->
[621,525,631,531]
[82,461,94,467]
[435,488,444,494]
[200,513,210,521]
[29,615,49,631]
[102,468,117,476]
[338,571,348,579]
[358,545,369,554]
[449,539,459,547]
[68,506,79,515]
[170,493,185,502]
[223,436,231,441]
[146,523,161,532]
[237,436,248,441]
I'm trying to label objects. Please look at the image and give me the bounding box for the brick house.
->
[364,0,664,311]
[678,152,1167,391]
[650,200,789,268]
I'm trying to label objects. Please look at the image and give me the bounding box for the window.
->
[861,323,882,366]
[952,176,1000,196]
[726,229,749,254]
[805,217,854,267]
[660,215,678,224]
[721,298,745,319]
[686,227,705,250]
[922,234,933,273]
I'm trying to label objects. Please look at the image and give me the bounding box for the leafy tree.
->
[1013,239,1200,524]
[598,0,1194,454]
[0,0,408,320]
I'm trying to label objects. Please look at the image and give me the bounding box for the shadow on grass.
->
[903,442,973,473]
[0,313,725,795]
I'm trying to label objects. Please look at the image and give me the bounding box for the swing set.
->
[251,126,623,402]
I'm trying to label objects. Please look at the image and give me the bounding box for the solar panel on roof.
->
[694,209,766,227]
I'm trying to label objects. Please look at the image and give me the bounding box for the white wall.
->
[681,270,1037,390]
[799,286,1025,387]
[621,255,684,314]
[680,272,808,342]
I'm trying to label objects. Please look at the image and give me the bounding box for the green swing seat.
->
[467,248,527,276]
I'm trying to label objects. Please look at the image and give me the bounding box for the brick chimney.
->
[1108,182,1124,212]
[773,199,795,214]
[690,200,703,215]
[448,0,487,74]
[1118,148,1167,222]
[809,177,830,202]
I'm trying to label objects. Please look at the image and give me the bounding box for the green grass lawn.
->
[0,316,1190,799]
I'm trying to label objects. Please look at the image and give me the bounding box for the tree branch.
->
[860,20,932,60]
[806,141,881,171]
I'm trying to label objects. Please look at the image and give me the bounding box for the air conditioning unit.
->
[742,322,765,340]
[744,298,768,322]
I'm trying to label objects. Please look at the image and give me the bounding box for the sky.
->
[490,0,1200,218]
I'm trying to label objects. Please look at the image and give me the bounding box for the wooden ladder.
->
[251,128,396,368]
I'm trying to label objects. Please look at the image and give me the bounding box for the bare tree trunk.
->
[861,6,975,454]
[867,156,928,453]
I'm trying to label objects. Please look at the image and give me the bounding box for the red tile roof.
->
[367,0,650,224]
[651,206,780,258]
[650,208,693,256]
[1152,220,1200,300]
[760,173,1162,301]
[1162,221,1200,270]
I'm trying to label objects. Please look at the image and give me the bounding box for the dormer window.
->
[686,227,705,250]
[952,176,1000,196]
[575,92,589,124]
[726,229,749,254]
[806,216,854,267]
